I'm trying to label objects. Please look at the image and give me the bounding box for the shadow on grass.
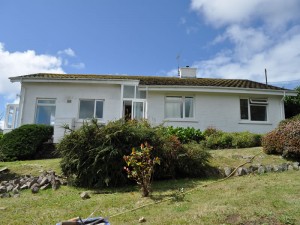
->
[0,171,19,182]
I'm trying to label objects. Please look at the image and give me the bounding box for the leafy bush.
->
[0,124,53,161]
[163,126,204,143]
[124,143,160,197]
[176,143,211,177]
[203,128,261,149]
[0,132,3,140]
[205,131,233,149]
[57,119,211,188]
[232,132,262,148]
[262,118,300,159]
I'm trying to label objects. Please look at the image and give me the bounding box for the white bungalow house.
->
[3,67,296,143]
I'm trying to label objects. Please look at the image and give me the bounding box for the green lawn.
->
[1,147,299,225]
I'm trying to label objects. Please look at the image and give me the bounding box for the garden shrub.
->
[205,131,233,149]
[163,126,204,143]
[262,115,300,160]
[57,119,211,188]
[232,132,262,148]
[176,143,211,177]
[0,124,53,161]
[203,128,261,149]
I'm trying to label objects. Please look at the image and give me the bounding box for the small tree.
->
[123,143,160,197]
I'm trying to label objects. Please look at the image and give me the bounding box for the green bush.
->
[232,132,262,148]
[57,119,211,188]
[0,124,53,161]
[203,128,261,149]
[205,131,233,149]
[163,126,204,144]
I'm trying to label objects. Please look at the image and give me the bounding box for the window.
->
[35,99,56,125]
[79,99,104,119]
[165,96,194,119]
[240,98,268,121]
[123,85,146,99]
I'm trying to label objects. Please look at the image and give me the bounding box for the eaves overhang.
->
[139,85,297,96]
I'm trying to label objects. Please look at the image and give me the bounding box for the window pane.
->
[136,89,146,99]
[240,99,249,120]
[165,97,183,118]
[133,102,144,119]
[37,99,56,104]
[185,97,194,118]
[79,100,94,119]
[36,105,56,125]
[123,86,135,98]
[95,101,103,118]
[250,105,267,121]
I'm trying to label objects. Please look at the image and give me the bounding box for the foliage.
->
[123,143,160,197]
[0,124,53,161]
[0,132,3,140]
[262,116,300,159]
[202,128,261,149]
[57,119,211,188]
[284,86,300,118]
[231,132,262,148]
[162,126,204,143]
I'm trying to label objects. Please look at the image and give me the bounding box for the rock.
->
[13,193,20,198]
[39,177,49,186]
[273,165,283,172]
[288,165,294,171]
[139,217,146,223]
[20,184,29,190]
[293,162,299,170]
[80,192,90,200]
[12,187,19,194]
[236,167,247,176]
[281,163,288,171]
[0,193,11,198]
[265,165,273,172]
[224,167,232,177]
[6,184,14,192]
[31,186,39,194]
[258,166,266,174]
[0,186,6,193]
[40,183,51,190]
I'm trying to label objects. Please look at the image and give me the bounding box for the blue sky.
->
[1,0,300,126]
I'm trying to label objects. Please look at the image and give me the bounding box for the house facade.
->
[4,68,296,143]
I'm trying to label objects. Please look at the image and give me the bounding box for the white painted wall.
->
[18,82,285,142]
[147,91,284,134]
[20,82,122,142]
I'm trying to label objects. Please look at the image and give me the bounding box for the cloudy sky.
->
[1,0,300,127]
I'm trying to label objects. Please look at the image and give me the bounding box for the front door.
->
[123,100,145,120]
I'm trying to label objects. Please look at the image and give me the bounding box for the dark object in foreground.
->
[56,216,110,225]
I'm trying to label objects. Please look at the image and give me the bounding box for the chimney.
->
[179,66,197,78]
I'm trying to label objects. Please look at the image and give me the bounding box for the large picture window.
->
[240,98,268,121]
[165,96,194,119]
[79,99,104,119]
[35,99,56,125]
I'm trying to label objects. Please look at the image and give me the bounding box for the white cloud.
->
[190,0,300,29]
[57,48,76,57]
[0,42,65,100]
[187,0,300,84]
[193,32,300,82]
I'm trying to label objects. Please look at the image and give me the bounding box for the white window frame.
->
[35,98,56,125]
[240,98,268,122]
[78,99,104,120]
[164,96,194,120]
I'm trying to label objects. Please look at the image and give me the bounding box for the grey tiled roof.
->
[10,73,287,90]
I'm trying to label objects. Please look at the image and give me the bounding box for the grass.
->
[1,147,300,225]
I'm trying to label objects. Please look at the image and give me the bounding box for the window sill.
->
[163,118,198,123]
[239,120,272,125]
